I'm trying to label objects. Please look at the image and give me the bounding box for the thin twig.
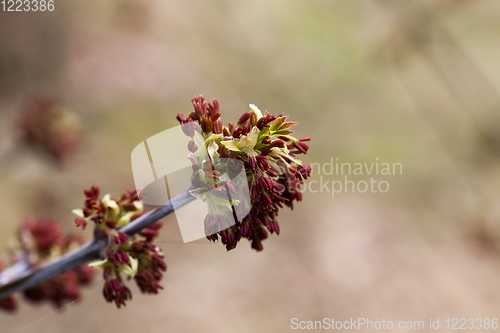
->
[0,187,195,300]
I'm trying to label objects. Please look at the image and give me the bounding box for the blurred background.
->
[2,0,500,331]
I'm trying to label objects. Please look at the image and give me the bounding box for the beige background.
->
[1,0,500,332]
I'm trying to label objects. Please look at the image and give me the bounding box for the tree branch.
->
[0,187,195,300]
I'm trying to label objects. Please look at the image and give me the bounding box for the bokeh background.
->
[2,0,500,332]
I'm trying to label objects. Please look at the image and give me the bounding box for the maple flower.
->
[176,96,311,251]
[73,187,166,308]
[0,219,96,311]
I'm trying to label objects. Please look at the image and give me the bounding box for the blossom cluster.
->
[0,218,95,312]
[17,96,83,164]
[176,96,311,251]
[73,187,165,308]
[0,96,311,314]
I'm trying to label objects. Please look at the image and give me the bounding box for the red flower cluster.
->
[17,96,83,164]
[177,96,311,251]
[0,219,96,312]
[73,187,166,308]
